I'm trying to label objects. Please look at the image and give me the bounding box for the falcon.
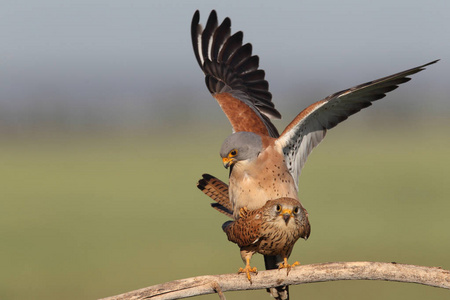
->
[224,198,310,279]
[191,9,437,300]
[191,10,437,216]
[197,174,310,299]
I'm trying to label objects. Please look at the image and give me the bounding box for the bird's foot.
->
[278,259,300,275]
[238,206,249,218]
[238,265,258,283]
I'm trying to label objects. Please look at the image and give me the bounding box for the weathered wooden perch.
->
[99,261,450,300]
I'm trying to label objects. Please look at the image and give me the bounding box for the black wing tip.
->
[193,11,274,92]
[193,9,217,19]
[304,222,311,240]
[405,59,439,76]
[191,11,201,31]
[205,10,218,30]
[222,220,233,232]
[412,59,439,73]
[208,9,217,18]
[401,59,439,77]
[192,10,221,33]
[233,30,243,39]
[193,10,200,21]
[423,59,440,67]
[222,16,231,27]
[193,10,281,134]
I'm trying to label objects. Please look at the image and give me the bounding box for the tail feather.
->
[197,173,233,217]
[264,255,289,300]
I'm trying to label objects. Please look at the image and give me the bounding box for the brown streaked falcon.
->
[192,9,438,300]
[197,174,310,299]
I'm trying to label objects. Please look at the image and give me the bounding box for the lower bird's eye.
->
[276,204,282,212]
[293,207,300,214]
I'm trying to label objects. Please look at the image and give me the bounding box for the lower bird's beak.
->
[281,209,293,225]
[222,157,235,169]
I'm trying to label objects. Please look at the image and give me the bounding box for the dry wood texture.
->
[99,261,450,300]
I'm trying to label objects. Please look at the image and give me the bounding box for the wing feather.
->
[240,69,265,82]
[236,55,259,74]
[191,10,281,138]
[220,31,243,63]
[201,11,218,63]
[211,18,231,60]
[276,60,439,188]
[228,43,253,67]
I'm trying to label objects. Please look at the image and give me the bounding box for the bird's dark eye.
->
[293,207,300,214]
[230,149,238,157]
[276,204,282,212]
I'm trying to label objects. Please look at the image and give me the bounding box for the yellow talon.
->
[239,206,249,218]
[278,258,300,275]
[238,257,258,283]
[238,266,258,282]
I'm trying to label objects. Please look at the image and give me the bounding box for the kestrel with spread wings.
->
[191,10,437,217]
[192,9,437,300]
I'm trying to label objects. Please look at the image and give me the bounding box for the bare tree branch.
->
[99,261,450,300]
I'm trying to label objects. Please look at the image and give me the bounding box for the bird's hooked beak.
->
[281,209,293,225]
[222,157,236,169]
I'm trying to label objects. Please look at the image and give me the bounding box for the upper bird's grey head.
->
[220,132,263,168]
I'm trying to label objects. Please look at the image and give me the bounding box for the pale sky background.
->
[0,0,448,132]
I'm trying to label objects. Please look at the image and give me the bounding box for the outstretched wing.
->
[197,173,233,218]
[191,10,281,138]
[276,60,439,188]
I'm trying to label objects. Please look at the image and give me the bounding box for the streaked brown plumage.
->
[223,198,310,281]
[197,174,310,299]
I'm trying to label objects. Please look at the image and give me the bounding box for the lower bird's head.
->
[220,132,263,169]
[264,198,311,240]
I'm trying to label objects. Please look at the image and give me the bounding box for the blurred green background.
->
[1,1,449,299]
[1,121,449,300]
